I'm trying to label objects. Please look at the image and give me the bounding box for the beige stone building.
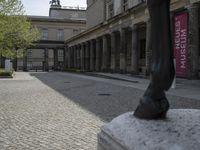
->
[15,4,86,71]
[66,0,200,79]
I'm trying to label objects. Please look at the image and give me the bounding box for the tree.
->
[0,0,40,59]
[0,0,24,15]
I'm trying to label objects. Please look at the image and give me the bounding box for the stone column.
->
[131,25,139,74]
[76,46,79,69]
[80,43,85,71]
[67,47,71,69]
[111,32,116,72]
[76,46,78,69]
[44,48,49,71]
[145,19,152,75]
[90,40,95,71]
[120,29,126,73]
[96,38,101,71]
[77,45,81,69]
[65,47,69,68]
[23,51,28,71]
[79,46,82,69]
[188,4,199,78]
[102,35,108,71]
[71,47,74,69]
[85,42,90,71]
[64,46,67,69]
[54,49,58,70]
[74,46,77,69]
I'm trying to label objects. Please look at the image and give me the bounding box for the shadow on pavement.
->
[30,72,200,122]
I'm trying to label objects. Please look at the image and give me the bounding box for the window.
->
[58,49,63,57]
[57,29,64,41]
[73,29,79,35]
[108,2,114,19]
[41,28,48,40]
[27,50,32,58]
[122,0,128,12]
[58,49,64,62]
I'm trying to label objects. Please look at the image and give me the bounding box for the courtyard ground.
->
[0,72,200,150]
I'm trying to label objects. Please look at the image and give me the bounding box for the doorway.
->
[138,25,146,74]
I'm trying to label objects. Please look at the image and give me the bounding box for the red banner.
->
[174,12,188,77]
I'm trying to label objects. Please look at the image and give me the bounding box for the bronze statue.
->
[49,0,61,6]
[134,0,175,119]
[57,0,60,6]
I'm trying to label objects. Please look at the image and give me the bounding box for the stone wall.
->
[86,0,106,29]
[30,19,86,41]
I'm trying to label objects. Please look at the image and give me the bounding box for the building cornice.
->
[50,7,86,11]
[27,16,86,24]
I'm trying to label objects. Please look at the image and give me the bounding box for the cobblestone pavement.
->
[0,72,200,150]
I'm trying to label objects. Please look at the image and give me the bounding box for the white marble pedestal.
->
[98,109,200,150]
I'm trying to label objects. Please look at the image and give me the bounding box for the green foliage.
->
[0,68,14,77]
[0,0,24,15]
[0,0,40,58]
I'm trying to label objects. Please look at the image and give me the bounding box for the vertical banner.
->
[174,12,188,77]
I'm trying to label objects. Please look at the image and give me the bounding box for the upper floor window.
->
[73,29,79,35]
[122,0,128,12]
[41,28,48,40]
[107,1,114,19]
[57,29,64,41]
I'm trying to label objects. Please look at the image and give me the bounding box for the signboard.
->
[174,12,188,77]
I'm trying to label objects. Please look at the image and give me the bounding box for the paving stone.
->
[0,72,200,150]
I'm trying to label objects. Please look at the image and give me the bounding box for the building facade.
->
[66,0,200,79]
[15,4,86,71]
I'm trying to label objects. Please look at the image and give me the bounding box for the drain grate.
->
[98,93,112,96]
[131,81,139,83]
[64,81,71,83]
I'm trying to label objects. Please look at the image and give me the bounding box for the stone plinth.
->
[98,109,200,150]
[50,5,61,9]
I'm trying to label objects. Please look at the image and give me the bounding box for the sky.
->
[21,0,87,16]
